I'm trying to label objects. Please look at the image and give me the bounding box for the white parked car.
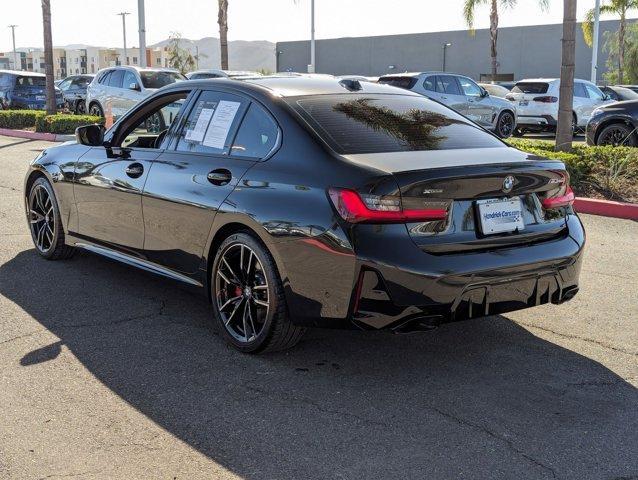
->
[186,69,263,80]
[506,78,614,135]
[85,66,186,119]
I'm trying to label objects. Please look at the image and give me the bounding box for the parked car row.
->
[0,70,64,110]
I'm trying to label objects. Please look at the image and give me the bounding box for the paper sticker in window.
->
[202,101,241,149]
[185,108,214,142]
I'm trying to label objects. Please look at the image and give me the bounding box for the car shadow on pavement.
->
[1,249,637,480]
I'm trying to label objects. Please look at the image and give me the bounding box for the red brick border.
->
[574,197,638,220]
[0,128,72,142]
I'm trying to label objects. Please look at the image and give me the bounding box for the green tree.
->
[218,0,229,70]
[583,0,638,84]
[167,32,197,75]
[463,0,549,78]
[601,24,638,84]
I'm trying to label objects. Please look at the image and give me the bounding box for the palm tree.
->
[583,0,638,84]
[556,0,577,153]
[217,0,229,70]
[463,0,549,78]
[41,0,56,115]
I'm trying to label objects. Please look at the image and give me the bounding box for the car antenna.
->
[339,79,362,91]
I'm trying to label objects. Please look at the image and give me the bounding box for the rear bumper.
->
[517,115,557,130]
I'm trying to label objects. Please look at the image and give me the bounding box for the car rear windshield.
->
[15,76,46,87]
[511,82,550,94]
[377,77,418,90]
[140,71,186,89]
[291,94,504,154]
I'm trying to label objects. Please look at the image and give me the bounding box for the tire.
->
[89,102,103,117]
[75,100,86,115]
[211,232,305,353]
[596,123,638,147]
[572,114,578,137]
[495,111,515,138]
[26,177,75,260]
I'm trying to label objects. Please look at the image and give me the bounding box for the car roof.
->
[0,69,45,77]
[379,72,450,78]
[99,66,180,74]
[166,76,421,98]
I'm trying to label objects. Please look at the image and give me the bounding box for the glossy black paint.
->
[25,77,585,332]
[586,99,638,146]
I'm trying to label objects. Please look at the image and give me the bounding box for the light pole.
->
[8,25,18,70]
[308,0,315,73]
[116,12,130,65]
[591,0,601,83]
[138,0,147,67]
[442,43,452,72]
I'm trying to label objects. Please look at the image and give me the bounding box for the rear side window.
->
[0,74,14,88]
[140,71,185,89]
[423,76,436,91]
[109,70,124,88]
[292,94,503,154]
[98,70,112,85]
[231,103,279,159]
[435,76,462,95]
[176,90,247,155]
[377,77,418,90]
[16,76,46,87]
[512,82,549,94]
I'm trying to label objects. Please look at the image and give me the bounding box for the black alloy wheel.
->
[89,103,103,117]
[75,100,86,114]
[597,123,637,147]
[27,177,75,260]
[211,233,304,353]
[496,111,515,138]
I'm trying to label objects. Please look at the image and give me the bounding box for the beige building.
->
[52,48,67,79]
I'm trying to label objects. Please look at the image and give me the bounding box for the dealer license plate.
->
[477,198,525,235]
[35,95,45,101]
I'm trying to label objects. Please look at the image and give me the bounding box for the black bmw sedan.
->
[586,99,638,146]
[24,77,585,353]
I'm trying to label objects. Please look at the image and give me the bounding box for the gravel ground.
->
[0,135,636,480]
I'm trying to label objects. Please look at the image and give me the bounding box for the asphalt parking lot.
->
[0,134,636,480]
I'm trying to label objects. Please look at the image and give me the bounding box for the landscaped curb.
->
[0,128,74,143]
[575,197,638,220]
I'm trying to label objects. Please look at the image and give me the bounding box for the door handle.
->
[125,162,144,178]
[207,169,232,186]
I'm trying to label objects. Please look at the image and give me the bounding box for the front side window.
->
[122,71,138,89]
[16,76,46,87]
[292,94,504,154]
[458,77,483,97]
[58,78,72,90]
[231,103,279,159]
[119,92,189,149]
[574,82,587,98]
[176,90,247,155]
[140,71,185,89]
[435,76,462,96]
[585,84,604,101]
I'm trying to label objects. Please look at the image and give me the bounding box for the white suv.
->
[506,78,614,135]
[86,66,186,119]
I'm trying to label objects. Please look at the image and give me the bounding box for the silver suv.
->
[86,66,186,118]
[378,72,518,138]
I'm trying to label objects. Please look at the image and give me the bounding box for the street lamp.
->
[442,43,452,72]
[308,0,316,73]
[138,0,147,67]
[8,25,18,70]
[116,12,130,65]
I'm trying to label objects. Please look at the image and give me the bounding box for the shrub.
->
[0,110,46,130]
[35,114,103,134]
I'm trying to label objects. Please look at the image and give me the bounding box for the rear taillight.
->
[328,188,448,224]
[533,96,558,103]
[542,186,575,209]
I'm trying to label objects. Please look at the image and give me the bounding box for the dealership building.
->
[276,19,634,83]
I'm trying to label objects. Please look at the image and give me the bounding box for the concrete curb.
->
[0,128,74,143]
[574,197,638,220]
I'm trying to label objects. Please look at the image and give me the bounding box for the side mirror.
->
[129,82,140,91]
[481,88,489,98]
[76,124,105,146]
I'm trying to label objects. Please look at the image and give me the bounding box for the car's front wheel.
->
[75,100,86,115]
[597,123,637,147]
[89,102,103,117]
[496,111,515,138]
[27,177,75,260]
[211,232,305,353]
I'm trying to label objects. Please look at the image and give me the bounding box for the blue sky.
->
[1,0,614,51]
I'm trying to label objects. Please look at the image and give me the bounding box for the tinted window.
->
[140,71,185,89]
[0,74,13,88]
[423,76,436,91]
[120,94,188,149]
[73,76,92,88]
[377,76,418,90]
[574,82,587,98]
[512,82,549,94]
[58,78,72,90]
[293,94,503,154]
[231,103,278,159]
[176,90,247,155]
[585,84,604,101]
[108,70,124,88]
[98,70,112,85]
[16,76,46,87]
[458,77,483,97]
[190,73,222,80]
[123,71,137,89]
[436,76,462,95]
[612,86,638,100]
